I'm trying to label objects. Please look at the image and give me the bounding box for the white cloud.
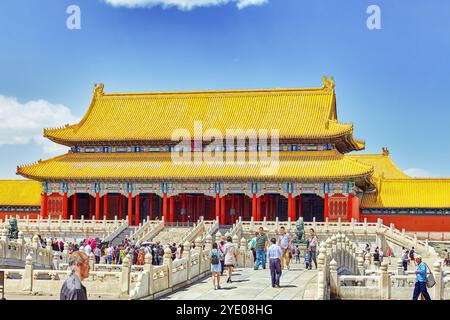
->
[0,95,79,155]
[404,168,435,178]
[102,0,268,10]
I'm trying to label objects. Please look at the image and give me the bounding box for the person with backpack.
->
[209,242,223,290]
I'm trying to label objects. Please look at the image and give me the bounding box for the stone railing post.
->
[46,244,53,266]
[433,261,443,300]
[329,259,338,298]
[144,252,154,296]
[121,255,131,295]
[184,241,191,280]
[337,217,342,232]
[215,231,222,243]
[0,227,8,248]
[364,251,371,269]
[88,252,95,272]
[396,259,404,275]
[63,242,70,263]
[31,234,39,264]
[239,237,247,267]
[331,235,337,260]
[163,247,173,288]
[380,261,390,300]
[232,235,239,247]
[326,238,332,259]
[17,231,25,260]
[344,237,349,268]
[340,234,346,268]
[316,245,326,300]
[22,254,33,292]
[204,235,212,252]
[336,233,342,267]
[363,218,368,234]
[312,216,316,231]
[358,256,365,276]
[194,236,202,254]
[53,251,60,270]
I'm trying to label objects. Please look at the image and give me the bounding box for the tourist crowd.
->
[35,234,199,266]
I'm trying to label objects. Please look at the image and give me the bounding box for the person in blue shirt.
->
[412,255,431,300]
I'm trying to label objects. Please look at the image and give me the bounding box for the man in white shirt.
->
[267,238,282,288]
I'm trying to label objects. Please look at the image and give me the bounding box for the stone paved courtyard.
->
[160,263,318,300]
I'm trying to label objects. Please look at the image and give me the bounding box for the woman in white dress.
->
[223,236,237,283]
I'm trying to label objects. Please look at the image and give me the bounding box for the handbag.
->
[425,263,436,288]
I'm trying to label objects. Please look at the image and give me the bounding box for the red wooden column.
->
[103,193,109,220]
[72,194,78,219]
[41,193,48,219]
[148,194,153,220]
[163,193,168,223]
[231,194,235,224]
[135,194,140,226]
[347,193,354,222]
[220,195,226,225]
[256,196,262,221]
[95,192,100,220]
[127,192,133,225]
[181,194,187,223]
[287,193,292,221]
[169,196,175,223]
[252,193,257,221]
[291,196,297,221]
[118,194,123,220]
[264,194,269,221]
[62,192,68,220]
[298,194,302,218]
[235,195,240,222]
[324,193,329,221]
[215,193,220,221]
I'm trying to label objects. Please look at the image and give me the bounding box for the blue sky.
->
[0,0,449,178]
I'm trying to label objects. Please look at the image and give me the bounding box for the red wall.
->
[362,214,450,232]
[0,211,40,221]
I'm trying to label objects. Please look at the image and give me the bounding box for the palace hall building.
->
[11,77,450,231]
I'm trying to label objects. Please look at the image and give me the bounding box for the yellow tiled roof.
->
[43,77,364,153]
[17,150,373,182]
[349,152,409,179]
[361,179,450,208]
[0,180,42,206]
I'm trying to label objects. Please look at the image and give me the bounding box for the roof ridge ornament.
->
[93,83,105,97]
[322,76,335,91]
[382,147,389,156]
